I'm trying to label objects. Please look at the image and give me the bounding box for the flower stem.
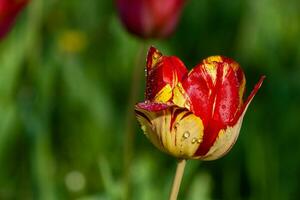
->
[169,159,187,200]
[123,42,148,199]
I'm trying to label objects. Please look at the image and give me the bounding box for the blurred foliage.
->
[0,0,300,199]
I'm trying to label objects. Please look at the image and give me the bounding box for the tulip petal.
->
[197,76,265,160]
[182,56,244,125]
[146,46,163,72]
[135,102,204,158]
[180,56,250,156]
[199,114,244,160]
[233,75,265,124]
[145,47,188,102]
[172,82,191,109]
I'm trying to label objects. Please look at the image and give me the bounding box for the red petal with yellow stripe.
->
[145,46,188,102]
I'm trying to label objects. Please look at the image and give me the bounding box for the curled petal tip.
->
[246,75,265,103]
[145,47,188,102]
[258,75,266,87]
[233,75,265,123]
[146,46,162,72]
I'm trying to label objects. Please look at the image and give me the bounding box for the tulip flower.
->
[0,0,29,39]
[116,0,186,39]
[135,47,265,160]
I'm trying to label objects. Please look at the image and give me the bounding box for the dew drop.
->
[182,131,190,139]
[191,138,197,144]
[191,138,201,144]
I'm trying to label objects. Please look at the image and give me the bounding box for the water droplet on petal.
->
[191,138,197,144]
[182,131,190,139]
[191,137,201,144]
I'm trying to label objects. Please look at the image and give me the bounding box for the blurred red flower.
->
[0,0,29,39]
[116,0,186,39]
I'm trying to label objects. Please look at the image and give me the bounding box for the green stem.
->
[123,42,148,199]
[169,159,187,200]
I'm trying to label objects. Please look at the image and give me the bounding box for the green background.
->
[0,0,299,199]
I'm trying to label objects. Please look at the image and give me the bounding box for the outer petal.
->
[145,47,188,103]
[135,102,204,159]
[233,75,265,124]
[197,76,265,160]
[181,56,245,126]
[179,56,263,157]
[198,110,245,160]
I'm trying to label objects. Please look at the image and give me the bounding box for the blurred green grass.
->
[0,0,300,199]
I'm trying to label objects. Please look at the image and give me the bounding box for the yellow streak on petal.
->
[221,63,229,81]
[202,56,222,85]
[230,61,240,71]
[172,111,204,158]
[203,63,217,85]
[172,83,190,109]
[150,50,162,70]
[204,56,223,63]
[153,84,173,103]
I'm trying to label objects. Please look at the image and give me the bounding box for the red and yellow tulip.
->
[135,47,265,160]
[0,0,29,39]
